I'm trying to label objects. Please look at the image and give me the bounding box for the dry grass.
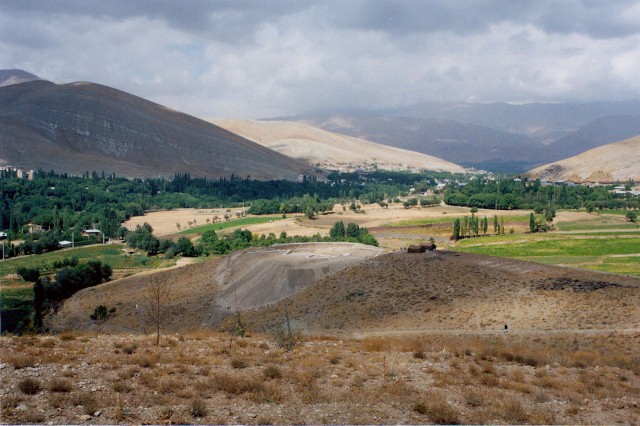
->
[18,377,41,395]
[1,332,638,424]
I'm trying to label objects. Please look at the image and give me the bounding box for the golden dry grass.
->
[1,331,639,424]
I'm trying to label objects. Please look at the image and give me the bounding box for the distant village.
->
[0,166,35,180]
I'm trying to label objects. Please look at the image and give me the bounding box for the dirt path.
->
[351,328,640,338]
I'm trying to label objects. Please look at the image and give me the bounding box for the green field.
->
[179,216,284,234]
[454,233,640,277]
[0,244,172,277]
[387,214,538,228]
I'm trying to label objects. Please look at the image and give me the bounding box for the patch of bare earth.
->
[1,332,638,424]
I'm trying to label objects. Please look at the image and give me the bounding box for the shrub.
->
[18,378,41,395]
[415,394,461,425]
[122,342,138,355]
[230,358,247,369]
[263,365,283,380]
[190,398,207,417]
[49,378,72,392]
[270,325,303,351]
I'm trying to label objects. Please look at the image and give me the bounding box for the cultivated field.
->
[454,210,640,277]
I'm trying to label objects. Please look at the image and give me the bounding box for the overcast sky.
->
[2,0,639,118]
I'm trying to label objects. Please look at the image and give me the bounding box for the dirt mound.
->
[51,243,387,333]
[239,251,640,334]
[213,243,387,311]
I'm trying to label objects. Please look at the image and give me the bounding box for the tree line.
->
[444,177,639,212]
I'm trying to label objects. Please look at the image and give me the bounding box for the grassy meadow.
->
[455,233,640,276]
[179,216,284,234]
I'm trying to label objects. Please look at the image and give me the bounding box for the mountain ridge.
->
[526,135,640,183]
[0,78,310,180]
[211,118,466,173]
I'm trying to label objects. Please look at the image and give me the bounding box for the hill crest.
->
[211,118,466,173]
[527,135,640,183]
[0,79,309,179]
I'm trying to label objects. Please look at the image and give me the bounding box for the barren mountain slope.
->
[211,118,465,173]
[240,251,640,334]
[527,135,640,182]
[0,80,308,179]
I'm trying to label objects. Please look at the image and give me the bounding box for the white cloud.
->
[1,1,639,118]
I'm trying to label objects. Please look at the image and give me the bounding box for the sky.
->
[2,0,640,119]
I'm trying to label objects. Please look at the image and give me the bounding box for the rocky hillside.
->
[527,135,640,183]
[211,119,465,173]
[0,79,309,179]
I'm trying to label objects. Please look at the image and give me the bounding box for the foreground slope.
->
[0,80,308,179]
[211,118,465,173]
[527,135,640,183]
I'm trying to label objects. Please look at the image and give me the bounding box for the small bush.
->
[190,398,207,417]
[8,354,35,369]
[122,343,138,355]
[58,331,77,341]
[112,382,132,393]
[18,378,41,395]
[413,350,426,359]
[501,398,529,424]
[263,365,283,380]
[270,326,303,351]
[49,378,72,393]
[230,358,248,369]
[329,354,341,364]
[415,394,460,425]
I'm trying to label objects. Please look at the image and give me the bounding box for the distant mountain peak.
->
[0,69,43,87]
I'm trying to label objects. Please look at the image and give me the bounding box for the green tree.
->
[17,267,40,283]
[453,218,461,241]
[626,211,637,223]
[329,221,346,239]
[529,212,536,233]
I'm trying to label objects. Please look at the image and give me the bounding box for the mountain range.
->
[2,69,639,177]
[279,103,640,173]
[0,73,309,180]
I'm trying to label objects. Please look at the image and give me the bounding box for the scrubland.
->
[1,331,639,425]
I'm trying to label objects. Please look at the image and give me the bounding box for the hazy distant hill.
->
[546,115,640,159]
[0,69,42,87]
[527,135,640,183]
[390,100,640,142]
[211,118,465,173]
[280,99,640,173]
[287,114,548,173]
[0,78,309,179]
